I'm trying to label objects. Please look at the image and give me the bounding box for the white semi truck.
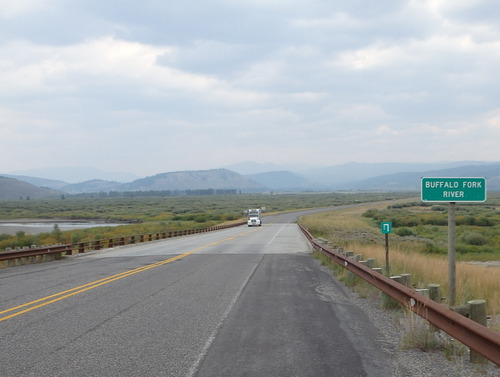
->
[246,208,262,227]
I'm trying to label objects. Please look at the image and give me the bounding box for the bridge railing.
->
[0,221,246,266]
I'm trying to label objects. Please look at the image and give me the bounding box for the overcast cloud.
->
[1,0,500,178]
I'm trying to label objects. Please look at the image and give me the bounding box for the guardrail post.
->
[400,273,412,288]
[65,246,73,256]
[427,284,441,303]
[415,288,429,297]
[468,300,488,364]
[382,276,403,309]
[428,284,441,332]
[131,236,135,244]
[108,239,113,248]
[78,243,85,253]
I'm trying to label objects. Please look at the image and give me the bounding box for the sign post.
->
[448,202,456,305]
[381,222,392,276]
[421,177,486,306]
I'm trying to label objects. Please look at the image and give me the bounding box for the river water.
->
[0,221,124,235]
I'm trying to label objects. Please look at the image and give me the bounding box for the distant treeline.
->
[71,189,241,198]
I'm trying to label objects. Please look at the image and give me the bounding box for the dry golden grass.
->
[344,242,499,315]
[299,201,500,317]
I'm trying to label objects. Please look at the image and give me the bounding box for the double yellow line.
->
[1,230,255,322]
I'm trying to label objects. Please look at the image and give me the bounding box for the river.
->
[0,220,125,235]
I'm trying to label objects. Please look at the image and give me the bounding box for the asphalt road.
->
[0,210,394,376]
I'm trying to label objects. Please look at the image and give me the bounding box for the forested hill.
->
[59,169,267,194]
[120,169,266,192]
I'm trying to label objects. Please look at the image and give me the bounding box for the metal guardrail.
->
[0,221,246,262]
[298,224,500,367]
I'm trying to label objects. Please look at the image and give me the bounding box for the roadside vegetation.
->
[4,191,497,314]
[298,193,500,316]
[0,192,413,250]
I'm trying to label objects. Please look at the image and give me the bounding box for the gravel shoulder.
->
[316,259,500,377]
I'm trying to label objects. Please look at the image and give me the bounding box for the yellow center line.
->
[1,229,257,322]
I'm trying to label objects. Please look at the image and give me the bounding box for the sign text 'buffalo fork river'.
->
[421,177,486,202]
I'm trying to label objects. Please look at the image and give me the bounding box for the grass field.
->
[298,197,500,316]
[0,192,413,250]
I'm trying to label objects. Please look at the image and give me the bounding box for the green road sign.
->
[381,222,392,234]
[421,177,486,202]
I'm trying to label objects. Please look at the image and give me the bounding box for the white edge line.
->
[185,254,264,377]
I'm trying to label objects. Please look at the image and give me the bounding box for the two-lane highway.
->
[1,211,395,376]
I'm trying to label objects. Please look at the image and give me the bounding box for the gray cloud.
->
[1,0,499,176]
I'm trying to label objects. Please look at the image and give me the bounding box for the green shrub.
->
[363,209,380,218]
[456,244,494,254]
[431,206,446,211]
[396,227,416,237]
[424,242,446,254]
[460,232,487,246]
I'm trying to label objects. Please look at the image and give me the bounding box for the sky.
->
[1,0,500,179]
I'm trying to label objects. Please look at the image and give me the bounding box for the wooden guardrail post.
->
[427,284,441,332]
[427,284,441,303]
[382,276,403,309]
[468,300,488,364]
[415,288,429,297]
[400,273,412,288]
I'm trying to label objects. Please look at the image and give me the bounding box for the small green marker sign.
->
[381,222,392,234]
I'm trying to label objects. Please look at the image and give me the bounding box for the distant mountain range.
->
[346,163,500,191]
[0,169,266,199]
[9,166,138,183]
[1,161,499,199]
[226,161,500,191]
